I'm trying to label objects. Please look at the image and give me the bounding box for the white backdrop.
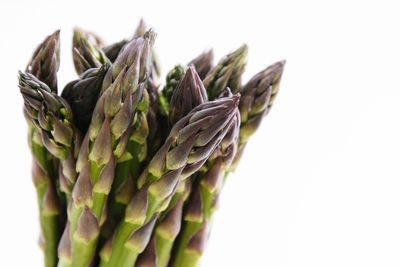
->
[1,0,400,266]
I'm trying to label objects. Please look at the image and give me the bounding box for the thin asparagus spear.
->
[203,45,248,100]
[72,28,109,76]
[19,72,79,199]
[28,121,61,267]
[133,19,161,78]
[188,50,214,80]
[57,31,155,267]
[230,60,285,170]
[26,30,60,93]
[24,30,61,267]
[172,61,285,267]
[99,94,240,267]
[159,65,185,117]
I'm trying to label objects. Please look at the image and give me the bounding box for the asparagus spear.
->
[169,66,208,126]
[24,30,61,267]
[72,28,109,76]
[137,66,208,267]
[203,45,248,100]
[102,19,160,78]
[19,72,79,198]
[133,19,161,79]
[159,65,185,117]
[188,50,214,80]
[99,94,240,267]
[171,95,240,267]
[172,62,285,267]
[106,87,150,234]
[107,27,160,235]
[231,60,285,170]
[26,30,60,93]
[62,65,109,134]
[57,31,155,267]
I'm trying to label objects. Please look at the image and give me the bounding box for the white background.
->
[1,0,400,266]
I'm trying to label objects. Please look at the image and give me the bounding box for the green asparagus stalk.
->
[19,72,79,199]
[99,94,240,267]
[188,50,214,80]
[203,45,248,100]
[136,183,188,267]
[57,31,154,267]
[62,65,109,134]
[24,30,61,267]
[230,60,285,170]
[28,120,61,267]
[171,96,240,267]
[72,28,109,76]
[137,66,208,267]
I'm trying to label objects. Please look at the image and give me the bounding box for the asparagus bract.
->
[99,94,240,267]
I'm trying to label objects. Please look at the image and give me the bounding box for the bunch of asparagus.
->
[19,20,285,267]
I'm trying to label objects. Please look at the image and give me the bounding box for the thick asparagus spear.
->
[57,31,154,267]
[188,50,214,80]
[203,45,248,100]
[24,30,61,267]
[171,96,240,267]
[137,66,208,267]
[99,94,240,267]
